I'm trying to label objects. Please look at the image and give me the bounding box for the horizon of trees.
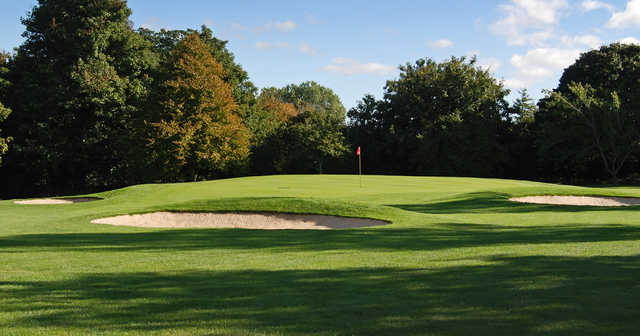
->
[1,0,639,198]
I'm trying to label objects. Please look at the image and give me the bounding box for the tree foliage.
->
[545,84,638,181]
[252,82,348,173]
[0,52,10,165]
[2,0,156,194]
[149,33,250,181]
[346,95,388,174]
[511,89,537,124]
[536,43,640,181]
[502,89,538,179]
[139,26,257,108]
[348,56,510,176]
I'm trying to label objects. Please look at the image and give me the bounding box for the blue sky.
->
[1,0,639,109]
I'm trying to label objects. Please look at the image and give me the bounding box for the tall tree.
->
[511,89,537,124]
[536,43,640,182]
[255,82,348,173]
[346,94,389,174]
[149,33,250,181]
[503,89,538,179]
[139,26,257,108]
[380,56,510,176]
[0,52,10,166]
[2,0,156,195]
[545,84,638,181]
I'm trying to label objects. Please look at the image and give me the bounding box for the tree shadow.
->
[2,223,640,253]
[2,255,639,334]
[390,192,640,214]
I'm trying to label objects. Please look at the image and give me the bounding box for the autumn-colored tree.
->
[247,89,297,142]
[250,82,348,174]
[150,33,250,181]
[0,51,10,165]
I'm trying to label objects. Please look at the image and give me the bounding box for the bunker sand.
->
[15,197,102,205]
[510,195,640,207]
[92,212,389,230]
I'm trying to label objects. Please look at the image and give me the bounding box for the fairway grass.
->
[1,175,640,335]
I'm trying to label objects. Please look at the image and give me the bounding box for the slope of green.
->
[1,175,640,335]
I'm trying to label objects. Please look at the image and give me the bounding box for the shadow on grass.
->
[1,255,639,335]
[2,223,640,253]
[390,192,640,214]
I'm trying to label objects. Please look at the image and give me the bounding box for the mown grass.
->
[1,175,640,335]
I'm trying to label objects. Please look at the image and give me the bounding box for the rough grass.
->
[1,175,640,335]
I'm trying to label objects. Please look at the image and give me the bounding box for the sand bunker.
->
[91,212,388,230]
[15,197,102,205]
[510,195,640,207]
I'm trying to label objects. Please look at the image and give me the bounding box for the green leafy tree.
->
[254,82,348,173]
[246,88,297,145]
[511,89,537,124]
[346,94,388,174]
[0,103,9,164]
[2,0,156,195]
[149,33,250,181]
[0,51,11,165]
[545,84,638,181]
[380,56,510,176]
[536,43,640,181]
[503,89,538,179]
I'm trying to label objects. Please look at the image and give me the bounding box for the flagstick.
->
[359,151,362,188]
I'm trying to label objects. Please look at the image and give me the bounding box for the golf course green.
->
[1,175,640,335]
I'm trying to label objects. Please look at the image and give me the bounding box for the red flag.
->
[356,146,361,156]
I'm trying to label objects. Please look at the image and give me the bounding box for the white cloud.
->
[607,0,640,28]
[230,23,249,31]
[510,48,582,84]
[503,79,529,89]
[560,34,603,48]
[299,42,319,56]
[478,58,502,72]
[140,17,162,31]
[490,0,568,46]
[581,0,614,12]
[322,58,396,76]
[429,39,454,48]
[255,41,289,49]
[467,50,481,57]
[267,20,298,32]
[305,15,322,25]
[620,36,640,44]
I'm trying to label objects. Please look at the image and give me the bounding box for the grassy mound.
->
[1,175,640,335]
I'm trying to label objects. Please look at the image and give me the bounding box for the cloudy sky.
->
[1,0,639,108]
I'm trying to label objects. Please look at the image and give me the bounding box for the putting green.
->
[1,175,640,335]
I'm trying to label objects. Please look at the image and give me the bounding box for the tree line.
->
[1,0,639,198]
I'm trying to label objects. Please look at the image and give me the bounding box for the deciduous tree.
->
[139,26,257,108]
[2,0,156,195]
[150,33,250,181]
[536,43,640,182]
[0,52,11,166]
[380,56,510,176]
[545,84,638,181]
[254,82,348,173]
